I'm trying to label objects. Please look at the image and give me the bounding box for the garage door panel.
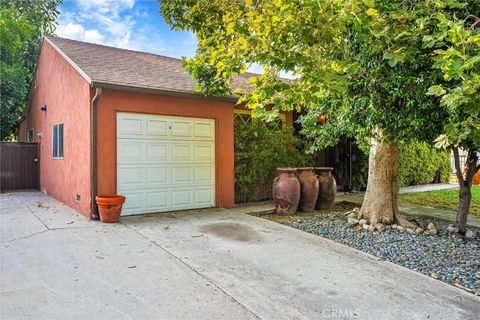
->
[146,119,168,136]
[117,113,215,216]
[118,116,143,136]
[146,167,169,184]
[146,191,169,210]
[171,120,191,137]
[195,189,214,205]
[194,121,214,138]
[117,167,144,186]
[194,144,214,161]
[122,192,144,213]
[146,143,168,162]
[171,189,192,206]
[194,167,214,184]
[172,144,191,161]
[117,142,144,164]
[172,167,191,184]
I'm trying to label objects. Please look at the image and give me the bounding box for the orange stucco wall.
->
[96,89,235,209]
[19,40,92,216]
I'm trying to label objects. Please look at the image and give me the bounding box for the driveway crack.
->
[122,223,261,320]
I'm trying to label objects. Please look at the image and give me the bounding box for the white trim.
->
[52,123,64,159]
[27,128,34,142]
[44,37,92,84]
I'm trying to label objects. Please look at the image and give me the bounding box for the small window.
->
[27,128,34,142]
[53,123,64,159]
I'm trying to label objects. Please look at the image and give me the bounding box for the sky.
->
[56,0,198,59]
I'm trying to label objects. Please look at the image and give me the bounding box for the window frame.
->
[52,123,64,159]
[27,128,34,142]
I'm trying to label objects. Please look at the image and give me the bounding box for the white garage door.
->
[117,113,215,215]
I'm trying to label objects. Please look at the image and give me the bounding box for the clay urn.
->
[297,167,319,213]
[315,167,336,210]
[272,168,300,215]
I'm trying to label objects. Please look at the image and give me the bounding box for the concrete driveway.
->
[1,192,479,320]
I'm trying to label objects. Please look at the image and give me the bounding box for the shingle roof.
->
[46,36,255,97]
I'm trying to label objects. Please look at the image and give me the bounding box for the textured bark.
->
[359,140,416,228]
[453,148,479,234]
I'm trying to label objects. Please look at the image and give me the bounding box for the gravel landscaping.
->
[262,204,480,296]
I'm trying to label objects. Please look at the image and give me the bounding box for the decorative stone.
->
[359,219,367,226]
[347,212,356,219]
[362,224,370,231]
[397,226,405,232]
[347,217,359,227]
[375,223,385,232]
[466,230,477,239]
[391,224,398,229]
[353,207,360,214]
[415,228,424,235]
[368,225,376,232]
[406,228,416,234]
[427,223,437,233]
[447,226,459,234]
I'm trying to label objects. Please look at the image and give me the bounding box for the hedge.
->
[398,141,451,186]
[352,140,451,190]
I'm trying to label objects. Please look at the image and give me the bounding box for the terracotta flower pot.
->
[272,168,300,215]
[297,167,319,213]
[95,195,126,223]
[315,167,336,210]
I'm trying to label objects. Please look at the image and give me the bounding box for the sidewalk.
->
[398,183,458,194]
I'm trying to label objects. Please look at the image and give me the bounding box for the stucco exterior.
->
[19,40,92,217]
[20,39,237,219]
[95,89,235,209]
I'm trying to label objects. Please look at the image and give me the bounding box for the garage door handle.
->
[34,158,38,162]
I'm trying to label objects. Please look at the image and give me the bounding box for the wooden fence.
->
[0,142,39,191]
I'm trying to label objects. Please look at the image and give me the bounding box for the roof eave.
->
[91,80,240,103]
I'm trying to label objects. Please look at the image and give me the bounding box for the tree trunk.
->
[453,148,479,234]
[359,139,416,228]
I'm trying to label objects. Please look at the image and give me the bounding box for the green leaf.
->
[427,85,446,96]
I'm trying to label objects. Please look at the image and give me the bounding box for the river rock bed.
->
[274,206,480,295]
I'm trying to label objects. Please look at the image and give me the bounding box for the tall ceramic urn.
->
[315,167,336,210]
[272,168,300,215]
[297,167,319,213]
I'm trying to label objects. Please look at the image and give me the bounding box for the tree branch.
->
[453,147,464,183]
[465,150,479,183]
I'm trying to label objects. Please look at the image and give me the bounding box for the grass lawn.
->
[398,186,480,216]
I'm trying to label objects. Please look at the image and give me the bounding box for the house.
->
[19,36,297,219]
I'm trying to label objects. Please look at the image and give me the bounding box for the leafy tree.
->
[0,0,61,140]
[425,7,480,234]
[161,0,476,228]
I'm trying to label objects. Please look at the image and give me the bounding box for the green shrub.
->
[398,141,451,186]
[234,121,313,203]
[351,140,451,190]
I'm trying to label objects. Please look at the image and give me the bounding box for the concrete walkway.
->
[398,183,459,194]
[1,192,479,320]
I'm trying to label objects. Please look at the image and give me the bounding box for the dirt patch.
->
[199,222,261,242]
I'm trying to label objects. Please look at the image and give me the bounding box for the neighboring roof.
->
[45,36,255,98]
